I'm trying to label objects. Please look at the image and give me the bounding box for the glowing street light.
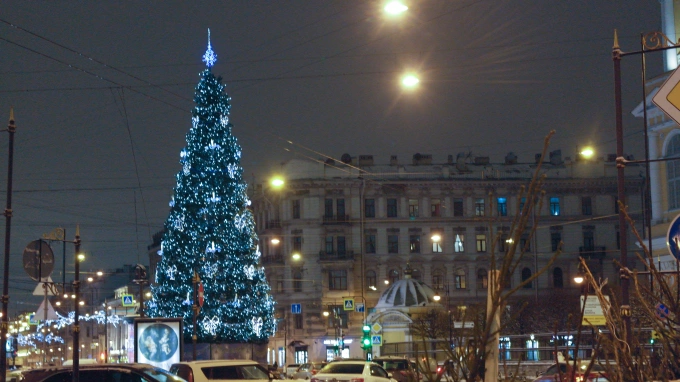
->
[292,253,301,261]
[431,234,441,243]
[401,73,420,88]
[384,1,408,15]
[580,146,594,159]
[271,177,285,188]
[270,238,280,245]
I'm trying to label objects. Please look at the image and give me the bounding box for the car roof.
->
[174,360,261,367]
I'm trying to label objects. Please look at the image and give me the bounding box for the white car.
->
[170,360,271,382]
[311,360,394,382]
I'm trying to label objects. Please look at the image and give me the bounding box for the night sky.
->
[0,1,663,312]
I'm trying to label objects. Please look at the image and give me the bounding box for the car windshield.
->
[201,365,270,380]
[142,367,188,382]
[319,364,365,374]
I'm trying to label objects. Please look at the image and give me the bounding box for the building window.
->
[337,199,345,220]
[475,198,485,216]
[551,232,561,252]
[324,199,333,218]
[325,236,333,254]
[365,234,376,254]
[476,234,487,252]
[582,197,592,215]
[388,269,400,284]
[365,199,375,218]
[292,200,301,219]
[497,197,507,216]
[327,305,348,329]
[294,314,303,329]
[337,236,346,255]
[388,235,399,254]
[387,198,398,217]
[454,234,465,253]
[520,234,530,251]
[477,269,488,290]
[293,271,302,292]
[431,199,441,217]
[553,268,563,288]
[521,268,532,289]
[583,231,594,251]
[455,269,467,289]
[409,199,419,218]
[329,270,347,290]
[550,197,560,216]
[293,236,302,252]
[432,271,443,289]
[366,270,377,290]
[667,134,680,209]
[453,198,464,216]
[432,235,443,253]
[409,235,421,253]
[498,233,509,253]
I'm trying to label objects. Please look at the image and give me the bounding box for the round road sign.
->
[22,240,54,281]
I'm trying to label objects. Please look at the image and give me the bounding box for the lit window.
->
[455,269,467,289]
[454,234,465,253]
[550,197,560,216]
[497,197,507,216]
[475,198,485,216]
[409,199,419,218]
[409,235,420,253]
[476,234,486,252]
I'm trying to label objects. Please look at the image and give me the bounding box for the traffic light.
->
[341,335,346,350]
[361,325,371,350]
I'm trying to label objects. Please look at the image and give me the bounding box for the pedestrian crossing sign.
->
[343,298,354,311]
[371,335,382,346]
[122,294,134,307]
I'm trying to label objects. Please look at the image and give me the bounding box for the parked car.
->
[373,357,418,382]
[18,363,185,382]
[311,360,394,382]
[532,361,608,382]
[170,360,271,382]
[286,364,300,379]
[290,362,328,380]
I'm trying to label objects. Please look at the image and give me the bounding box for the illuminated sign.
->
[134,318,183,371]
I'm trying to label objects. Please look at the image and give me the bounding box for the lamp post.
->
[0,109,17,382]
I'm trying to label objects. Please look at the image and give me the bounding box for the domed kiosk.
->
[366,263,442,357]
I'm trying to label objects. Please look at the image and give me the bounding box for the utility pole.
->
[0,109,16,382]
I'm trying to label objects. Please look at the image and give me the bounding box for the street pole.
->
[612,31,632,343]
[0,109,16,382]
[73,226,81,382]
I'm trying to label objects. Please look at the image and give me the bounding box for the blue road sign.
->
[291,303,302,314]
[344,299,354,311]
[356,303,365,313]
[122,294,134,307]
[667,214,680,260]
[371,335,382,346]
[656,302,670,320]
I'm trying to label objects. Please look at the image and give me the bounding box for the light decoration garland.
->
[166,265,178,280]
[244,265,255,280]
[202,29,217,67]
[251,317,263,337]
[42,311,124,331]
[202,316,220,336]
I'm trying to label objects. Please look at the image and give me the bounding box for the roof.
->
[375,276,439,309]
[174,360,260,366]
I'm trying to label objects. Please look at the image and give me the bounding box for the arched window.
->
[667,134,680,209]
[553,267,564,288]
[455,269,467,290]
[366,270,377,291]
[432,270,444,290]
[522,268,532,289]
[477,269,488,290]
[293,270,303,292]
[389,269,400,284]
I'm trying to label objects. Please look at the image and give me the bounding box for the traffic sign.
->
[654,68,680,126]
[291,303,301,314]
[371,335,382,346]
[667,214,680,260]
[581,295,609,326]
[122,294,134,306]
[356,303,364,313]
[371,323,382,333]
[655,302,670,321]
[22,240,54,281]
[343,299,354,311]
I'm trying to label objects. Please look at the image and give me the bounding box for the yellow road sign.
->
[653,67,680,126]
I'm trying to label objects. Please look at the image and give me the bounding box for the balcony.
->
[322,215,351,224]
[579,246,606,260]
[261,254,284,265]
[319,250,354,261]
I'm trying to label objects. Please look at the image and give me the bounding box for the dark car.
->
[373,357,418,382]
[19,363,185,382]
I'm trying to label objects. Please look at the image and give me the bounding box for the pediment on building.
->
[367,309,413,325]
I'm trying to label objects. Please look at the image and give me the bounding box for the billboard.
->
[134,318,183,371]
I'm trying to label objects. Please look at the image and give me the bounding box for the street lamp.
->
[384,1,408,15]
[401,73,420,88]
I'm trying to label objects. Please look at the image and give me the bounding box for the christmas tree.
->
[148,30,275,343]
